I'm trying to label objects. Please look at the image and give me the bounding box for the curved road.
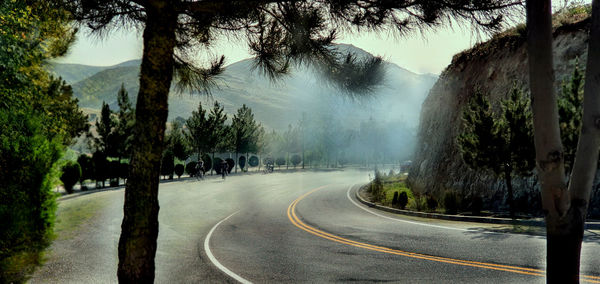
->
[31,170,600,283]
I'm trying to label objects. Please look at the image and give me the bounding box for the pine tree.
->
[114,84,135,161]
[185,102,210,161]
[206,102,228,175]
[558,61,584,174]
[94,102,116,157]
[231,105,260,173]
[458,87,535,218]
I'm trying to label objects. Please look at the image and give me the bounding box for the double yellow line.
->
[286,186,600,283]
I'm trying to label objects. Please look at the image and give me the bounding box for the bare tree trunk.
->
[117,2,176,282]
[526,0,600,282]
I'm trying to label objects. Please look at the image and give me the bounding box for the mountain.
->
[49,44,436,131]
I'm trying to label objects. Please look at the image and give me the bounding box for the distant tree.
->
[94,102,116,156]
[77,154,93,190]
[161,150,175,180]
[291,154,302,168]
[558,61,584,174]
[185,102,210,161]
[276,157,286,169]
[231,105,260,173]
[458,87,535,218]
[282,124,300,169]
[113,84,135,161]
[61,162,82,194]
[239,156,246,171]
[92,151,109,188]
[185,162,198,177]
[206,102,228,175]
[174,164,184,179]
[166,120,189,162]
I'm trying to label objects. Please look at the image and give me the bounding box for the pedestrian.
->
[221,160,228,179]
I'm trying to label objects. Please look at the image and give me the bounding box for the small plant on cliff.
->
[458,86,535,218]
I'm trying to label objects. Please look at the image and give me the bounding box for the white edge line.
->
[204,211,253,284]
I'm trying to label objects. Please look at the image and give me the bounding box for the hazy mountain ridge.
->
[50,44,436,131]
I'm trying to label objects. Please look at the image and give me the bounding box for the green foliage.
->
[426,195,438,211]
[92,151,108,188]
[239,156,246,170]
[174,164,184,179]
[60,162,81,194]
[249,156,259,167]
[369,170,385,202]
[443,191,459,215]
[558,61,584,174]
[77,154,93,186]
[113,84,135,160]
[0,111,61,282]
[275,157,286,167]
[392,191,399,207]
[230,104,261,158]
[458,86,535,216]
[213,158,224,174]
[398,191,408,210]
[166,120,189,161]
[185,162,198,176]
[94,102,116,156]
[161,150,175,179]
[291,154,302,167]
[0,1,84,279]
[225,158,235,174]
[202,154,212,172]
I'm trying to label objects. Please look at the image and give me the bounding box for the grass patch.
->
[54,192,113,240]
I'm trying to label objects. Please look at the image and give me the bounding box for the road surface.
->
[31,169,600,283]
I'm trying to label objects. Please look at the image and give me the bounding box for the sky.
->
[57,24,481,75]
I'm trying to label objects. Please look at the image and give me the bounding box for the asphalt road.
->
[31,169,600,283]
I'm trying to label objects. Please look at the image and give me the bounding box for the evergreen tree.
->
[114,84,135,161]
[94,102,116,156]
[458,87,535,218]
[206,102,228,175]
[558,61,584,174]
[167,121,189,162]
[185,102,210,161]
[231,105,260,172]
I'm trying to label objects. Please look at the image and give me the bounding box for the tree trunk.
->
[211,152,215,175]
[504,166,515,219]
[235,152,238,173]
[526,0,600,282]
[117,2,177,282]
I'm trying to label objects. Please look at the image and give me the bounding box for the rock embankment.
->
[407,17,595,212]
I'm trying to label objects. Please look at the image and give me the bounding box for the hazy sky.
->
[57,24,486,75]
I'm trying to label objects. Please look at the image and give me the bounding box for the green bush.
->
[60,162,81,194]
[186,161,198,176]
[0,111,60,282]
[249,156,259,167]
[275,157,286,168]
[398,192,408,209]
[161,150,175,179]
[92,151,108,188]
[443,191,459,215]
[239,156,246,170]
[408,195,427,211]
[109,160,121,187]
[392,191,399,207]
[202,154,212,172]
[174,164,184,178]
[426,195,438,211]
[369,170,385,202]
[225,158,234,174]
[214,158,224,174]
[291,154,301,167]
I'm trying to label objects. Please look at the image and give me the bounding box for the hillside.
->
[50,44,436,131]
[407,10,600,214]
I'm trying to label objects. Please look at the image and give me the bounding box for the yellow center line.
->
[286,186,600,283]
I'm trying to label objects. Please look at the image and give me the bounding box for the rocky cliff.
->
[407,15,594,212]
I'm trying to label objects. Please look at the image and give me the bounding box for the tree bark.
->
[117,2,177,282]
[526,0,600,282]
